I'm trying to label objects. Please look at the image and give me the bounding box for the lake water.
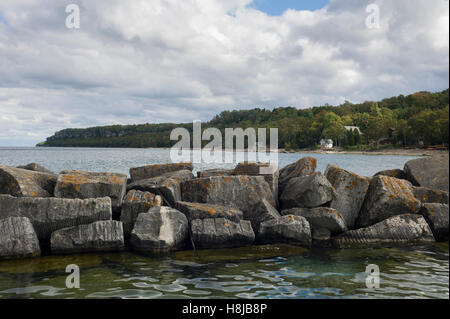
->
[0,147,448,299]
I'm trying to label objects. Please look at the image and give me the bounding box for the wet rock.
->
[312,227,331,241]
[257,215,311,247]
[0,217,41,260]
[374,169,407,180]
[50,220,124,254]
[120,190,162,238]
[130,207,189,254]
[0,165,57,197]
[357,176,422,228]
[197,168,234,178]
[413,186,449,204]
[244,199,280,234]
[130,162,193,182]
[278,157,317,195]
[281,207,346,235]
[174,201,243,223]
[191,218,255,249]
[0,194,112,240]
[280,172,336,210]
[419,203,449,241]
[325,165,370,229]
[404,155,449,191]
[333,214,435,247]
[16,163,54,174]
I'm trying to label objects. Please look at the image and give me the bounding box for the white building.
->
[344,126,361,134]
[320,139,333,149]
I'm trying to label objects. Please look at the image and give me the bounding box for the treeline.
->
[40,89,449,149]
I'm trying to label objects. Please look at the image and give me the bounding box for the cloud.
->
[0,0,448,146]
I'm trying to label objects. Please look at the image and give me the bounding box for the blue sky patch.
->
[250,0,330,15]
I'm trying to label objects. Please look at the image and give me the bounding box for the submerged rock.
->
[374,169,407,180]
[16,163,54,174]
[175,201,243,223]
[244,199,280,234]
[404,155,449,192]
[257,215,311,247]
[0,217,41,260]
[281,207,346,235]
[278,157,317,195]
[413,186,449,204]
[419,203,449,241]
[197,168,234,178]
[130,162,193,182]
[0,165,57,197]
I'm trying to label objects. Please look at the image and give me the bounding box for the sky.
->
[0,0,448,146]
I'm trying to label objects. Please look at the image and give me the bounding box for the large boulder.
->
[0,165,57,197]
[281,207,346,235]
[0,217,41,260]
[120,190,162,238]
[374,169,407,180]
[413,186,449,204]
[130,162,193,182]
[333,214,435,247]
[257,215,311,247]
[174,201,243,223]
[0,194,112,240]
[357,176,422,228]
[278,157,317,195]
[404,155,449,192]
[51,220,124,254]
[181,176,276,214]
[419,203,449,241]
[130,207,189,254]
[244,199,280,234]
[190,218,254,249]
[16,163,54,174]
[280,172,336,210]
[197,168,234,178]
[325,165,370,229]
[54,170,127,218]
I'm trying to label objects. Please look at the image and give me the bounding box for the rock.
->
[325,165,370,229]
[130,207,189,254]
[374,169,407,180]
[54,170,127,218]
[281,207,346,235]
[16,163,54,174]
[244,199,280,234]
[197,168,234,178]
[50,220,124,254]
[174,201,243,223]
[127,170,194,206]
[120,190,162,238]
[413,186,449,204]
[181,176,276,214]
[357,176,422,228]
[404,155,449,191]
[278,157,317,195]
[0,217,41,260]
[190,218,255,249]
[130,162,194,182]
[0,165,57,197]
[312,227,331,241]
[419,203,449,241]
[333,214,435,247]
[257,215,311,247]
[0,194,112,240]
[280,172,336,210]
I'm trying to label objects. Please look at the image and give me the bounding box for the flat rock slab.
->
[413,186,449,204]
[420,203,449,241]
[280,172,336,210]
[333,214,435,248]
[325,165,370,229]
[130,162,193,182]
[51,220,124,254]
[17,163,54,174]
[257,215,311,247]
[279,157,317,195]
[244,199,280,234]
[357,175,421,228]
[191,218,255,249]
[0,217,41,260]
[175,201,243,223]
[197,169,234,178]
[120,190,162,238]
[374,169,407,180]
[404,155,449,191]
[0,165,57,197]
[0,194,112,240]
[181,176,276,214]
[130,207,189,254]
[281,207,346,235]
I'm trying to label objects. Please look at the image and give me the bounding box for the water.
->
[0,147,448,299]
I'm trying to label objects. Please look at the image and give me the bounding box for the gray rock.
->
[325,164,370,229]
[404,155,449,191]
[281,207,346,235]
[413,186,449,204]
[51,220,124,254]
[357,176,422,228]
[278,157,317,195]
[0,217,41,260]
[0,194,112,240]
[191,218,255,249]
[419,203,449,241]
[17,163,54,174]
[333,214,435,247]
[244,199,280,234]
[130,207,189,254]
[0,165,57,197]
[257,215,311,247]
[312,227,331,241]
[130,162,194,182]
[174,201,243,223]
[197,168,234,178]
[120,190,162,238]
[374,169,407,180]
[280,172,336,210]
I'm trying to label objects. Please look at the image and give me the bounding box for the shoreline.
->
[279,148,449,157]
